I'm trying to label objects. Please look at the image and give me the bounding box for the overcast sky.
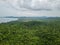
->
[0,0,60,17]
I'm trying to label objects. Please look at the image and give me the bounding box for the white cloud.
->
[3,0,60,11]
[0,0,60,17]
[0,0,60,11]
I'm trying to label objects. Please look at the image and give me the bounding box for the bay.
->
[0,18,18,23]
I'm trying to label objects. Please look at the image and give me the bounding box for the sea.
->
[0,18,18,23]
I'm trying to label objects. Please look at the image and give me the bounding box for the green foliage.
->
[0,19,60,45]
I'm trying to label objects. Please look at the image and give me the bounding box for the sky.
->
[0,0,60,17]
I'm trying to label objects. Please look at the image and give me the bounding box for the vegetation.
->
[0,17,60,45]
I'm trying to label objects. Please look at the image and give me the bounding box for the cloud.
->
[0,0,60,11]
[2,0,59,11]
[0,0,60,17]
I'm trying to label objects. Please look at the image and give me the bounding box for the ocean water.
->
[0,18,18,23]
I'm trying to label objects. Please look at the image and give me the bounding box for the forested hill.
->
[0,18,60,45]
[17,17,60,22]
